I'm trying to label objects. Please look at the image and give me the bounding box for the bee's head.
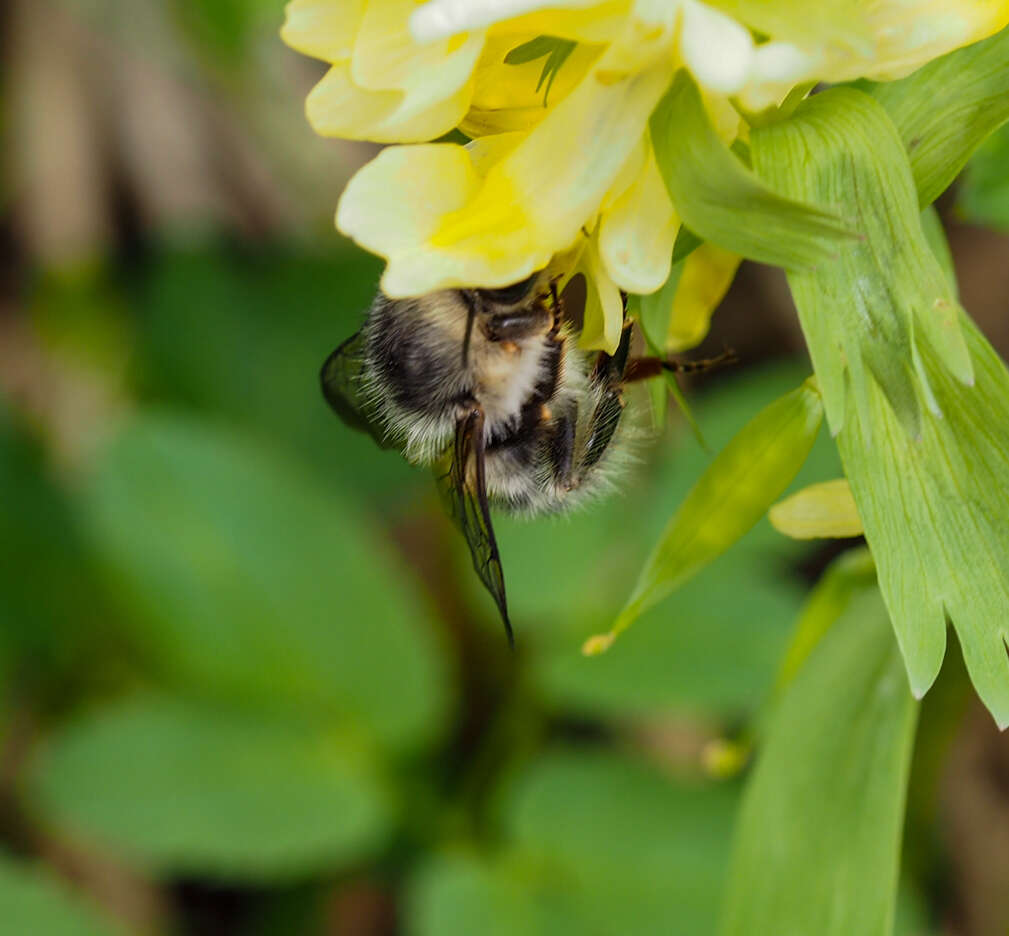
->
[471,270,544,311]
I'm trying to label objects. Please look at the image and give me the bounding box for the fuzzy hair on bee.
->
[321,270,733,644]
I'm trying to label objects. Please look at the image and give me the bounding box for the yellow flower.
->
[280,0,485,142]
[283,0,1009,351]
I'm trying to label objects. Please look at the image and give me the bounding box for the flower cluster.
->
[282,1,1006,325]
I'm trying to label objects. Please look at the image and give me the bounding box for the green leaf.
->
[135,248,420,506]
[958,120,1009,232]
[719,588,918,936]
[868,24,1009,208]
[0,853,118,936]
[407,750,737,936]
[753,88,1009,726]
[30,697,393,879]
[636,263,683,352]
[596,379,823,649]
[774,547,876,692]
[835,317,1009,727]
[918,205,957,295]
[649,71,855,270]
[0,401,119,691]
[80,411,450,753]
[751,87,973,438]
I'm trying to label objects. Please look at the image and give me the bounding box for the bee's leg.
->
[547,408,577,488]
[590,320,634,385]
[623,347,738,383]
[581,385,625,471]
[547,277,565,338]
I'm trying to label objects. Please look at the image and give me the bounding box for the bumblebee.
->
[322,270,731,644]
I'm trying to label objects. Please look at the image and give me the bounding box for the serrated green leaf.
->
[649,71,855,270]
[751,87,973,439]
[30,697,393,880]
[596,379,823,648]
[868,24,1009,207]
[836,317,1009,727]
[958,120,1009,232]
[0,853,119,936]
[753,87,1009,727]
[720,589,918,936]
[79,411,450,753]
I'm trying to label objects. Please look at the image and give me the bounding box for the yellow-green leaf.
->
[868,24,1009,207]
[751,87,972,439]
[649,71,855,270]
[774,547,877,692]
[753,87,1009,727]
[590,380,823,650]
[837,317,1009,728]
[768,479,863,540]
[720,587,918,936]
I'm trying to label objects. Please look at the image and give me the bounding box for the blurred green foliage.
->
[959,121,1009,232]
[0,241,936,934]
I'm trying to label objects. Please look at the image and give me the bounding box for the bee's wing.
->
[320,328,394,449]
[439,406,513,646]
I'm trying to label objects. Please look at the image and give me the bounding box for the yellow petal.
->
[579,233,625,354]
[667,244,740,352]
[306,50,479,143]
[679,0,755,94]
[769,479,864,540]
[299,0,484,143]
[430,53,675,278]
[594,0,678,79]
[280,0,363,63]
[460,33,603,137]
[411,0,632,43]
[598,143,679,294]
[713,0,1009,83]
[339,138,547,295]
[352,0,480,91]
[338,143,478,265]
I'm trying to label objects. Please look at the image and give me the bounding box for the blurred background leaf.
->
[0,853,120,936]
[407,749,737,936]
[29,696,394,880]
[78,409,451,755]
[958,122,1009,233]
[720,581,918,936]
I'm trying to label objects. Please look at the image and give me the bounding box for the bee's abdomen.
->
[369,306,466,414]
